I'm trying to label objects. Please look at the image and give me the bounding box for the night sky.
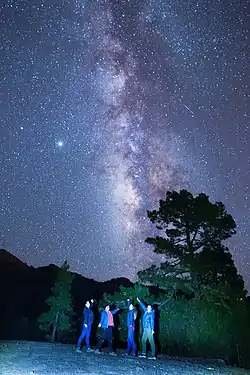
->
[1,1,249,288]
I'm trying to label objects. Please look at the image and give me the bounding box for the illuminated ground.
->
[0,341,249,375]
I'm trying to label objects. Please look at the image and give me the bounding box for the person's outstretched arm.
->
[111,308,120,315]
[137,297,147,312]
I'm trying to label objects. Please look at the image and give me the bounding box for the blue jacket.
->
[127,299,135,327]
[139,301,154,330]
[83,303,94,326]
[99,308,119,328]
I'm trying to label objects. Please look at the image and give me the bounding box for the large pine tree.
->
[139,190,244,299]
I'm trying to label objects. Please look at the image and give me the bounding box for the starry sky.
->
[0,0,249,288]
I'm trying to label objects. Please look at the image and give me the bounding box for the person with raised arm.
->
[95,304,119,355]
[76,299,95,353]
[123,298,137,357]
[137,297,156,360]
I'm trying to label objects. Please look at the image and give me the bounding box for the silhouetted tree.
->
[38,261,74,342]
[140,190,237,293]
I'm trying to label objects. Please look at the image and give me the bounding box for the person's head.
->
[105,304,110,312]
[147,304,152,312]
[85,300,90,308]
[129,303,134,311]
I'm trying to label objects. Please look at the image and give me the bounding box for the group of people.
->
[76,297,156,360]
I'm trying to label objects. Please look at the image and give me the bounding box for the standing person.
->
[76,299,95,353]
[137,297,156,360]
[123,298,137,357]
[95,304,119,355]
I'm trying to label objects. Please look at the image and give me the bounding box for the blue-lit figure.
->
[76,299,94,352]
[124,298,137,356]
[137,297,156,360]
[95,304,119,355]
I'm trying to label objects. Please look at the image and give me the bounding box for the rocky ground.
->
[0,341,249,375]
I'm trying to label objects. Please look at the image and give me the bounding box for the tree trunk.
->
[52,311,59,342]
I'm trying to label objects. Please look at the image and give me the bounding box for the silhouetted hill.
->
[0,248,30,272]
[0,249,133,341]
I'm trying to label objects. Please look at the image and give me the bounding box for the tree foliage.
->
[146,189,235,257]
[159,298,235,359]
[141,190,244,296]
[195,244,245,294]
[38,261,74,342]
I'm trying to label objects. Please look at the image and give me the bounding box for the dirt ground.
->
[0,341,249,375]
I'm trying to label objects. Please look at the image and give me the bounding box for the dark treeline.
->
[1,189,250,368]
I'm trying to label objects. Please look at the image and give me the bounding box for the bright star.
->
[56,140,64,147]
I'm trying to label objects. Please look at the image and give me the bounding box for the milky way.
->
[0,1,249,288]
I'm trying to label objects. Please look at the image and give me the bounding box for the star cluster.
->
[0,0,249,288]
